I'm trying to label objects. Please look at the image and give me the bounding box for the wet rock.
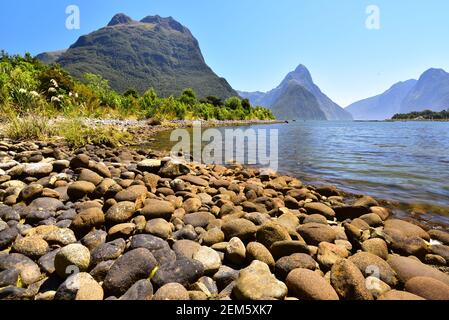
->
[428,229,449,246]
[404,276,449,300]
[334,205,371,220]
[349,252,398,287]
[151,258,204,288]
[233,260,287,300]
[12,236,49,258]
[354,195,379,207]
[91,239,126,265]
[297,223,337,246]
[105,201,135,225]
[55,272,103,300]
[388,255,449,286]
[104,248,158,296]
[330,259,373,300]
[286,268,339,300]
[359,213,383,227]
[141,199,175,220]
[221,219,257,242]
[430,244,449,264]
[275,253,317,280]
[424,254,446,266]
[153,283,189,300]
[54,244,91,278]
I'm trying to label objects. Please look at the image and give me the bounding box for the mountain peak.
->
[107,13,134,26]
[283,64,313,85]
[420,68,448,80]
[140,15,187,33]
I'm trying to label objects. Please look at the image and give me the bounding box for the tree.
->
[179,88,197,106]
[242,98,251,111]
[123,88,139,98]
[224,96,242,110]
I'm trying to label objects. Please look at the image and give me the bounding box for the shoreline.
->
[0,124,448,300]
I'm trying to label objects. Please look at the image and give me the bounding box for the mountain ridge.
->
[239,65,353,120]
[346,68,449,120]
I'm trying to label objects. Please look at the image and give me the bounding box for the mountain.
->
[35,50,66,65]
[400,68,449,113]
[37,13,237,99]
[238,65,353,120]
[346,68,449,119]
[345,80,417,120]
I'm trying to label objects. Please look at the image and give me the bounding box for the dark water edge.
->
[146,121,449,228]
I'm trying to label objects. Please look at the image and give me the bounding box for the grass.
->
[1,114,132,148]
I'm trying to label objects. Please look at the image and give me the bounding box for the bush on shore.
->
[0,52,275,121]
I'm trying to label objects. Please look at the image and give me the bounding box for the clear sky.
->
[1,0,449,106]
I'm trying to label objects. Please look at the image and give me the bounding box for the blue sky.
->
[1,0,449,106]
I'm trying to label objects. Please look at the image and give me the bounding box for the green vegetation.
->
[392,109,449,120]
[0,52,274,121]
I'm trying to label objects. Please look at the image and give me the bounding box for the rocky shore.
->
[1,137,449,301]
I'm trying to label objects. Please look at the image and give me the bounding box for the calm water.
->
[149,121,449,226]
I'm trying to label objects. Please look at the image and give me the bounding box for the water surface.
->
[149,121,449,226]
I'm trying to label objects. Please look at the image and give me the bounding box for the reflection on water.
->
[148,121,449,226]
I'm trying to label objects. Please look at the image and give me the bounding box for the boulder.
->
[286,268,339,300]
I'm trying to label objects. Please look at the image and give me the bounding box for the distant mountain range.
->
[239,65,353,120]
[37,13,237,99]
[346,68,449,120]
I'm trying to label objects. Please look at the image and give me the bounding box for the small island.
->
[392,109,449,121]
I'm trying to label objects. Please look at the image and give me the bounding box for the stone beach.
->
[0,133,449,301]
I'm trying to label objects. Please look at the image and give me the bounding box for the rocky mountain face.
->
[37,13,237,99]
[347,68,449,120]
[239,65,353,120]
[346,80,417,120]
